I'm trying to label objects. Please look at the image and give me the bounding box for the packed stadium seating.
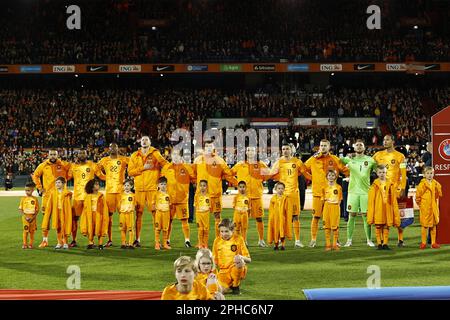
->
[0,0,448,64]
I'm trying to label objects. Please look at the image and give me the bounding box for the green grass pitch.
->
[0,196,449,300]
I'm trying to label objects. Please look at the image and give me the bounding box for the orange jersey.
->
[322,183,343,204]
[97,156,128,194]
[270,157,307,195]
[213,233,250,270]
[161,280,213,300]
[32,159,70,192]
[372,149,407,189]
[19,196,39,215]
[155,191,170,212]
[161,163,194,204]
[119,192,135,213]
[231,161,269,199]
[68,161,99,201]
[195,270,220,293]
[233,194,250,214]
[194,193,211,213]
[128,147,168,192]
[305,153,349,196]
[193,154,237,198]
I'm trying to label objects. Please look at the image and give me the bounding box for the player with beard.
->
[32,149,70,248]
[341,140,377,247]
[128,136,168,247]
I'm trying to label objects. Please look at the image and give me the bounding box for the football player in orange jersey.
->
[128,136,168,247]
[161,148,195,247]
[67,149,100,247]
[231,146,270,247]
[270,143,308,247]
[372,135,408,247]
[97,143,129,247]
[32,149,70,248]
[193,140,237,237]
[304,139,349,247]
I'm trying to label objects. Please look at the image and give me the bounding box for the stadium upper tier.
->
[0,0,449,64]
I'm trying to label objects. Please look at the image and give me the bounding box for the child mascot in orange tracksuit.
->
[367,165,400,250]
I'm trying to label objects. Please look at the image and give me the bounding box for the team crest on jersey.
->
[292,164,296,168]
[24,225,29,230]
[231,244,237,252]
[212,161,217,166]
[364,161,368,166]
[206,199,210,203]
[347,205,352,210]
[165,196,169,201]
[391,159,396,164]
[117,161,121,165]
[333,189,338,195]
[31,200,35,205]
[128,197,132,201]
[244,200,249,205]
[86,168,91,172]
[180,169,185,174]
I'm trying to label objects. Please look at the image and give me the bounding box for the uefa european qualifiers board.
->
[0,63,448,74]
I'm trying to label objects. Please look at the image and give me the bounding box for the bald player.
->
[67,149,100,247]
[372,134,408,247]
[193,140,237,237]
[305,139,349,248]
[270,143,308,247]
[128,136,168,247]
[97,143,129,247]
[32,149,70,248]
[231,146,270,247]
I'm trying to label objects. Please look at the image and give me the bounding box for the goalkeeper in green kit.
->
[341,139,377,247]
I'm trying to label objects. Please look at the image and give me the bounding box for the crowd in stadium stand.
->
[0,0,449,64]
[1,86,447,177]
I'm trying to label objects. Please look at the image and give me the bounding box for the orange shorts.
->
[119,212,135,232]
[217,266,248,289]
[196,211,210,230]
[233,211,249,233]
[312,196,324,218]
[72,200,84,217]
[22,214,37,233]
[170,203,189,220]
[286,192,300,217]
[106,193,121,214]
[135,190,157,214]
[154,210,170,231]
[249,198,264,218]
